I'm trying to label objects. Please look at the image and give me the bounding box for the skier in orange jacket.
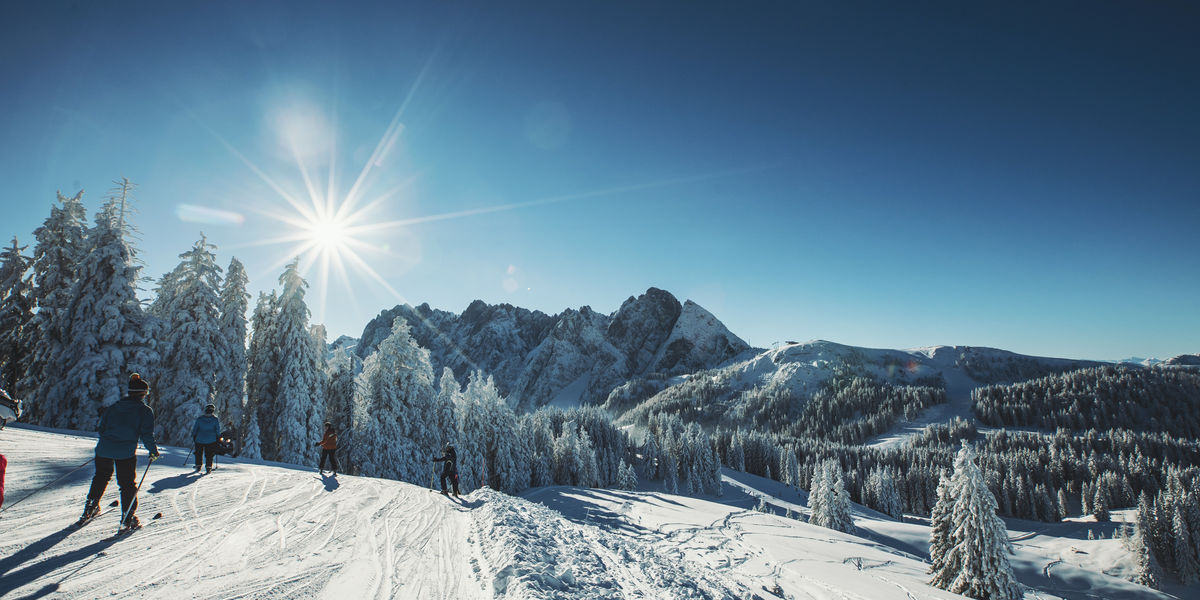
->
[315,422,338,475]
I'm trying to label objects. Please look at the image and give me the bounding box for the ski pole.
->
[182,448,192,467]
[1,457,96,516]
[118,455,155,533]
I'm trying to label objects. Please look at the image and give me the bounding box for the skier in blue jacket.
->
[192,404,220,473]
[80,373,159,529]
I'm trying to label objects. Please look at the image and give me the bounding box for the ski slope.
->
[0,425,1173,599]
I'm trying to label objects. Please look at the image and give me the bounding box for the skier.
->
[80,373,160,530]
[0,388,21,508]
[191,404,220,473]
[218,421,238,457]
[315,422,338,475]
[431,444,459,497]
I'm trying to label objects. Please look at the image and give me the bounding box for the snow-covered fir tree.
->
[324,347,359,467]
[865,465,904,520]
[521,409,556,488]
[151,235,224,446]
[267,260,325,464]
[432,366,460,452]
[458,370,529,493]
[240,410,262,460]
[215,257,249,430]
[928,470,954,578]
[20,191,87,421]
[618,460,638,490]
[246,291,279,456]
[51,181,157,429]
[929,442,1022,600]
[809,459,853,533]
[350,316,435,483]
[0,237,33,394]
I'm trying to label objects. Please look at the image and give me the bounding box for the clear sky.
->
[1,1,1197,361]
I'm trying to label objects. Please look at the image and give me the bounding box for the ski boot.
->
[75,499,100,527]
[119,514,141,534]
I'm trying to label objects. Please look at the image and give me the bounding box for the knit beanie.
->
[128,373,150,394]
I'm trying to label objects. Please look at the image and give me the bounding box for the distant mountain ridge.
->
[355,287,750,411]
[350,287,1199,419]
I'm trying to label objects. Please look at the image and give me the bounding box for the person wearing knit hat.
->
[192,404,220,473]
[128,373,150,394]
[80,373,159,530]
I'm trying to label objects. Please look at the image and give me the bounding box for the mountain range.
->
[351,287,1198,417]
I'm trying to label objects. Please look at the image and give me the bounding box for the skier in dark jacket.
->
[81,373,159,529]
[431,444,459,496]
[218,421,238,457]
[0,388,20,508]
[192,404,220,473]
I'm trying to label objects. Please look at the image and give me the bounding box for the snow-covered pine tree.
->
[928,470,954,577]
[729,433,745,472]
[618,460,638,490]
[307,323,331,459]
[246,291,278,456]
[432,367,460,454]
[577,429,599,488]
[459,370,528,493]
[809,460,830,527]
[663,452,679,494]
[324,348,359,465]
[867,466,904,520]
[522,409,555,488]
[20,191,88,421]
[929,441,1022,600]
[241,410,262,460]
[0,237,34,394]
[52,181,157,428]
[268,260,325,464]
[152,235,224,446]
[215,257,249,430]
[1173,500,1199,584]
[551,421,579,486]
[350,316,434,482]
[782,447,799,489]
[1134,499,1164,589]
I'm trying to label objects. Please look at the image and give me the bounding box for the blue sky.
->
[1,1,1197,360]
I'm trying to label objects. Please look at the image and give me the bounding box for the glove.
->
[149,452,161,462]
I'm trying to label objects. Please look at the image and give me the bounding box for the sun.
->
[306,216,351,253]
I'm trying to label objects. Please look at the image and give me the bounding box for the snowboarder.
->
[80,373,160,530]
[431,444,459,497]
[315,422,338,475]
[0,388,21,508]
[191,404,220,473]
[217,421,238,457]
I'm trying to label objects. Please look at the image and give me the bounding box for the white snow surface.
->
[0,425,1174,599]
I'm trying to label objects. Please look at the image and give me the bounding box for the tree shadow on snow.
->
[0,525,78,579]
[530,489,656,537]
[146,472,201,494]
[0,534,118,596]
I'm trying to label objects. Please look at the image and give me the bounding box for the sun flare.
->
[307,216,351,252]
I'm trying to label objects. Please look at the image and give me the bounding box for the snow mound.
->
[471,488,745,599]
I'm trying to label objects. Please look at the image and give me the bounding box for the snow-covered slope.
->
[0,426,1171,599]
[0,426,747,599]
[525,469,1173,600]
[618,340,1104,436]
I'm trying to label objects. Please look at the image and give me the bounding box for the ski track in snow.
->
[1,426,1185,600]
[0,427,486,600]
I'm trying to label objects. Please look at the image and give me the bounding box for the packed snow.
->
[0,424,1170,599]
